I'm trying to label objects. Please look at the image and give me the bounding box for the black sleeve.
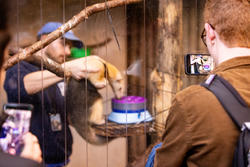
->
[4,61,36,103]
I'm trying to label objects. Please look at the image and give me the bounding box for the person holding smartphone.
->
[153,0,250,166]
[0,0,42,166]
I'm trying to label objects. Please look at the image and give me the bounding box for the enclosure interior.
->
[0,0,209,166]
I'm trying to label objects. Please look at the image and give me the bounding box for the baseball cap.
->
[37,22,83,48]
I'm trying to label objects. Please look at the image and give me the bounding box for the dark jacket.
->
[154,56,250,167]
[4,61,72,164]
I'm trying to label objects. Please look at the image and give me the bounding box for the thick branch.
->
[3,0,142,70]
[27,53,71,78]
[9,47,71,78]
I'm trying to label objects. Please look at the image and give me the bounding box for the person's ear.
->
[205,23,216,43]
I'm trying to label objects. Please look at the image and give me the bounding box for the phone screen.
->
[0,103,33,155]
[185,54,214,75]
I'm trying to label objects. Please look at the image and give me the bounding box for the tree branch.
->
[27,53,72,78]
[3,0,142,71]
[9,47,71,78]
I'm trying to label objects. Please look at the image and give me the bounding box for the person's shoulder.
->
[175,84,208,101]
[18,61,36,68]
[173,84,215,110]
[7,61,27,69]
[169,84,220,125]
[7,61,38,72]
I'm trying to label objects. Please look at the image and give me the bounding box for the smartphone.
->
[0,103,33,155]
[185,54,214,75]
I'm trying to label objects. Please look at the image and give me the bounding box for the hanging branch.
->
[3,0,142,71]
[27,53,72,78]
[8,47,71,78]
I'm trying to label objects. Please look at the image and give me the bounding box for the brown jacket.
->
[154,56,250,167]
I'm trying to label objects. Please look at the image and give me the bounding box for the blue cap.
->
[37,22,83,48]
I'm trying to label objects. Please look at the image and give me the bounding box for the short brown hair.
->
[204,0,250,48]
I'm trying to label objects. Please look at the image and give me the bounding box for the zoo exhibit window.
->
[201,24,215,47]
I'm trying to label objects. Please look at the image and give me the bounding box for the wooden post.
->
[126,1,159,166]
[151,0,183,134]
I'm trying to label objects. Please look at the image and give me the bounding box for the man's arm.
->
[23,70,62,95]
[24,56,102,95]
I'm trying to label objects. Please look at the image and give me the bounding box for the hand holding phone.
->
[21,132,42,163]
[0,103,33,155]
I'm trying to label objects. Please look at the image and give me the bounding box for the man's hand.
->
[62,56,103,80]
[20,132,42,163]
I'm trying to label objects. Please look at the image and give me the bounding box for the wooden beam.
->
[151,0,183,133]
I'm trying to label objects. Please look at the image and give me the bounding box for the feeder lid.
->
[108,110,153,124]
[112,96,146,104]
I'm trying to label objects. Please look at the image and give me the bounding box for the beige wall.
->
[68,127,127,167]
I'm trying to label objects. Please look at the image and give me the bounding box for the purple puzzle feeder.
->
[108,96,153,124]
